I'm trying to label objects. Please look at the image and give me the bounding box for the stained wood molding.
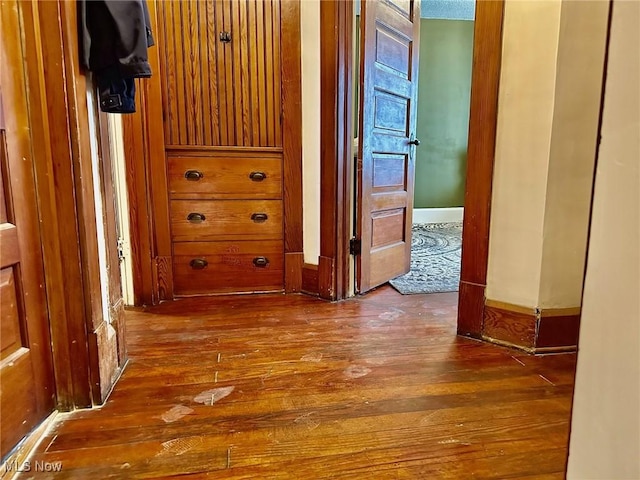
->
[281,0,304,286]
[302,263,319,296]
[319,0,354,301]
[457,0,504,336]
[483,301,581,353]
[457,281,486,337]
[0,412,57,480]
[19,0,124,407]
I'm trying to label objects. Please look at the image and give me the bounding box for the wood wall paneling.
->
[157,0,283,148]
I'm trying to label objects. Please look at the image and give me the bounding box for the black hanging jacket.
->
[79,0,155,113]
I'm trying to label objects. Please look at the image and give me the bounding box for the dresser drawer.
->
[173,241,284,294]
[170,200,282,242]
[168,155,282,199]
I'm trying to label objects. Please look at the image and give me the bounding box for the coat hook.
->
[219,31,231,43]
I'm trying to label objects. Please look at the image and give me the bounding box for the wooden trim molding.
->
[483,302,581,353]
[281,0,304,292]
[319,0,354,301]
[457,0,505,336]
[319,0,503,315]
[457,282,486,337]
[19,0,124,408]
[0,412,57,479]
[302,263,319,296]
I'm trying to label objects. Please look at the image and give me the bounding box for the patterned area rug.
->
[389,222,462,295]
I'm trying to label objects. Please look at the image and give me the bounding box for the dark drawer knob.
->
[249,171,267,182]
[253,257,269,267]
[187,212,206,223]
[185,170,203,181]
[189,258,208,270]
[251,213,268,223]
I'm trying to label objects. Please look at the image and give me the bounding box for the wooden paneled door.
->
[356,0,421,293]
[0,1,55,459]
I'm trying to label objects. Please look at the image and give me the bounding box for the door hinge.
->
[117,238,125,261]
[349,237,361,256]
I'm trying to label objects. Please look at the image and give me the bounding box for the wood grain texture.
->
[0,4,56,452]
[457,0,504,336]
[167,153,283,199]
[19,0,77,411]
[170,199,283,242]
[18,286,577,478]
[302,263,319,295]
[26,0,101,409]
[172,241,284,295]
[143,1,173,290]
[157,0,282,147]
[483,304,537,350]
[124,0,301,301]
[357,0,419,293]
[281,0,303,255]
[121,111,155,305]
[319,0,354,301]
[536,314,580,350]
[284,252,303,293]
[482,302,580,353]
[457,281,486,337]
[459,0,504,287]
[120,1,171,305]
[318,255,335,300]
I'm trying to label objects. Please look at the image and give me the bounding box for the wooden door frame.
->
[318,0,354,301]
[122,0,303,305]
[17,0,126,409]
[318,0,504,338]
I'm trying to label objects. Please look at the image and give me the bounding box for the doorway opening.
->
[353,0,475,296]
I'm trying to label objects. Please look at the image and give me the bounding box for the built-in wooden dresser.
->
[168,151,284,295]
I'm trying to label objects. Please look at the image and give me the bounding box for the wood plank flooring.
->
[15,287,576,479]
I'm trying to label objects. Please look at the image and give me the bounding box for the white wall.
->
[486,0,608,309]
[538,0,610,308]
[301,0,321,264]
[567,1,640,477]
[485,0,562,307]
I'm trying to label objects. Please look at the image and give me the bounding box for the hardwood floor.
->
[16,286,576,479]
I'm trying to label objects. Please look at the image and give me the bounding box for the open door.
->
[0,1,55,459]
[356,0,421,293]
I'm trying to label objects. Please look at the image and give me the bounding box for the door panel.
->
[0,1,55,460]
[157,0,282,147]
[357,0,420,293]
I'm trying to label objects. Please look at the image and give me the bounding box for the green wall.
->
[414,19,474,208]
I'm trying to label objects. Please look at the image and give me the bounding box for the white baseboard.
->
[413,207,464,224]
